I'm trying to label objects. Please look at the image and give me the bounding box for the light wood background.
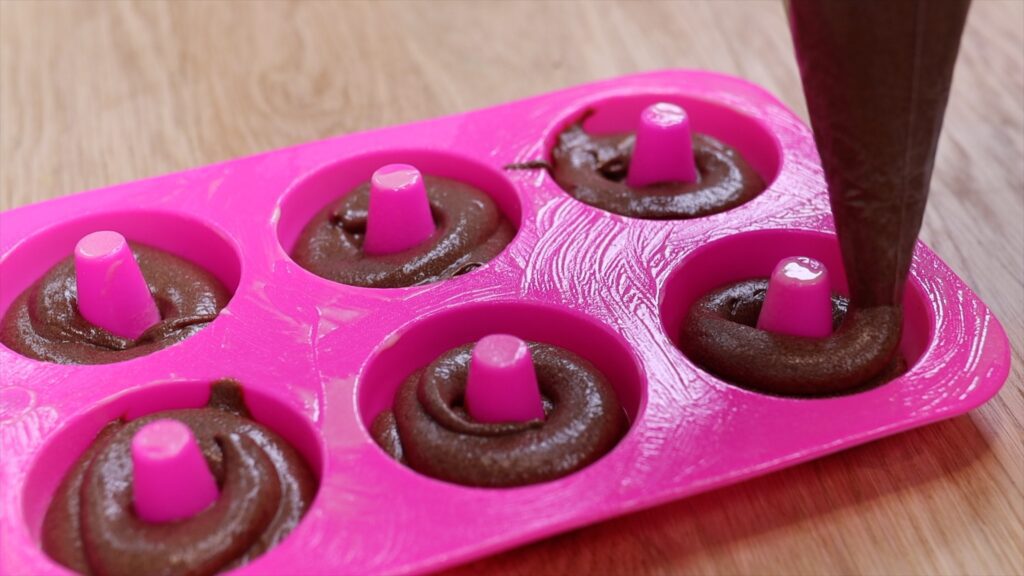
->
[2,1,1021,575]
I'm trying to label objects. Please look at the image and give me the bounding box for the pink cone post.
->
[626,102,698,188]
[74,231,160,340]
[465,334,545,423]
[363,164,436,255]
[757,256,834,339]
[132,419,219,523]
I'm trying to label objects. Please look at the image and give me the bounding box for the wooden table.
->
[2,1,1021,574]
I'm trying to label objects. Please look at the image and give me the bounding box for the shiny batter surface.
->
[371,342,626,487]
[549,121,766,219]
[292,175,514,288]
[1,243,228,364]
[42,381,317,576]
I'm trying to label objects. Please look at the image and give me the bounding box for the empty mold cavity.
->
[660,229,932,395]
[0,211,241,364]
[277,149,522,288]
[22,378,323,570]
[357,301,645,486]
[540,93,783,220]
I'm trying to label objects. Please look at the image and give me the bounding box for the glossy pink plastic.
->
[0,70,1011,576]
[627,102,698,187]
[757,256,834,338]
[74,231,161,340]
[364,164,436,255]
[465,334,545,423]
[131,419,219,523]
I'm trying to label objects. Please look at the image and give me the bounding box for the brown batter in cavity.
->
[42,380,317,576]
[371,342,626,487]
[682,280,906,397]
[292,175,515,288]
[546,118,765,219]
[680,1,970,396]
[1,243,229,365]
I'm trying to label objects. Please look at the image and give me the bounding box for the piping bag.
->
[787,0,971,308]
[680,0,972,396]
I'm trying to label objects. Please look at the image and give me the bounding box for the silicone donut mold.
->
[0,70,1009,576]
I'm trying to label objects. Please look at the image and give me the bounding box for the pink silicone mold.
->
[0,70,1011,575]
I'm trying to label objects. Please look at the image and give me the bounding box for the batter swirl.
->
[292,175,514,288]
[548,120,766,219]
[1,243,228,365]
[42,380,317,576]
[371,342,626,487]
[681,280,906,397]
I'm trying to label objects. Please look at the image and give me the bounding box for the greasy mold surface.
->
[0,70,1011,575]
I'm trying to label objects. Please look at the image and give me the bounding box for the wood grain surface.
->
[1,1,1021,575]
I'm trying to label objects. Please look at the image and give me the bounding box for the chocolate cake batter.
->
[683,280,906,396]
[680,0,970,395]
[1,243,229,365]
[371,342,626,487]
[42,380,317,576]
[293,175,514,288]
[546,119,765,219]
